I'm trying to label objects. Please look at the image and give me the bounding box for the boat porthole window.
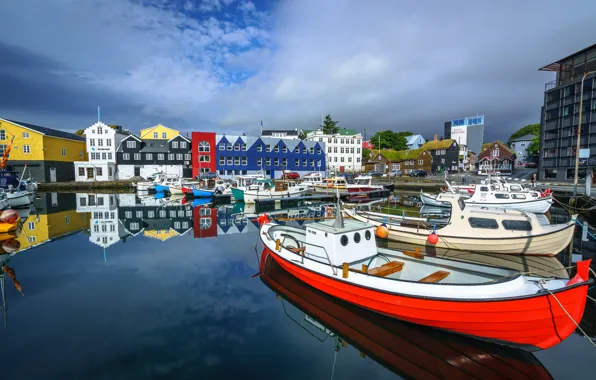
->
[365,230,371,240]
[340,235,349,246]
[354,232,361,243]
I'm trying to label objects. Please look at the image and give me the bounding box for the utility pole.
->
[574,71,595,195]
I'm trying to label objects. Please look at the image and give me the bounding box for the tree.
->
[298,130,307,140]
[362,148,371,161]
[508,123,540,144]
[370,130,412,150]
[321,114,340,135]
[526,136,540,157]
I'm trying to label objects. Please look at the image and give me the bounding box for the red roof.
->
[478,141,515,162]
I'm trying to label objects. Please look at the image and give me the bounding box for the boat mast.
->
[1,271,6,328]
[331,174,344,228]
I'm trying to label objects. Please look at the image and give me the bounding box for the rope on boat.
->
[540,284,596,348]
[572,219,596,242]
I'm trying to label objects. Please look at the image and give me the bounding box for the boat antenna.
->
[331,174,344,228]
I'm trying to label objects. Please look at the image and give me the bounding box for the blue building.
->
[406,134,426,149]
[213,134,326,179]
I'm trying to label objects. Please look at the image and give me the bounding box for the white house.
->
[305,128,363,173]
[76,193,127,249]
[406,134,426,149]
[74,122,129,181]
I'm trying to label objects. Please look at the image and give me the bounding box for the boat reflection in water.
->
[260,253,553,380]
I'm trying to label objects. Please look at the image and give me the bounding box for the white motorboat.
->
[5,188,33,208]
[421,182,552,214]
[347,176,384,194]
[302,172,325,190]
[344,196,575,256]
[313,177,349,194]
[243,180,308,204]
[231,174,266,201]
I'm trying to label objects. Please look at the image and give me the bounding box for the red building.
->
[477,141,515,174]
[193,205,218,238]
[192,132,217,178]
[362,141,373,150]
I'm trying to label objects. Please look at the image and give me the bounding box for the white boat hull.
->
[136,182,154,192]
[6,191,34,208]
[244,188,308,204]
[346,209,575,256]
[465,198,553,214]
[420,192,450,207]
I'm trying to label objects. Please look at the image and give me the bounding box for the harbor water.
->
[1,192,595,379]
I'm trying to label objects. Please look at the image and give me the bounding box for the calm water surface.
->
[1,192,595,379]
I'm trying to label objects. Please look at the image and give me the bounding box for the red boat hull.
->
[347,186,383,193]
[264,247,589,350]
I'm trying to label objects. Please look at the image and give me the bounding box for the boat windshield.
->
[458,197,465,210]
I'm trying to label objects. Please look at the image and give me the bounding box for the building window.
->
[274,145,279,152]
[102,152,106,160]
[340,157,344,163]
[65,216,70,224]
[492,149,499,157]
[220,156,225,165]
[200,155,210,162]
[219,143,225,150]
[333,147,338,153]
[134,153,141,160]
[28,221,35,230]
[162,132,167,139]
[29,236,36,243]
[227,144,232,151]
[227,157,232,165]
[310,159,314,167]
[123,153,130,160]
[544,169,557,179]
[125,211,132,218]
[257,158,262,166]
[0,130,5,140]
[257,145,262,152]
[283,146,287,153]
[357,157,360,162]
[242,144,247,151]
[172,141,179,149]
[266,145,272,152]
[108,167,112,177]
[146,153,153,160]
[180,141,187,149]
[168,154,175,160]
[96,167,103,176]
[78,167,85,176]
[328,147,331,153]
[242,157,247,166]
[282,158,287,166]
[317,148,321,154]
[266,158,271,166]
[295,158,300,166]
[199,141,210,152]
[185,154,191,160]
[350,148,354,154]
[153,132,158,138]
[98,139,103,147]
[234,144,240,151]
[295,147,300,153]
[90,139,95,146]
[340,147,344,154]
[23,145,31,154]
[275,158,280,166]
[126,140,136,148]
[176,154,183,160]
[357,148,360,154]
[154,153,162,161]
[234,157,240,165]
[303,159,308,166]
[107,139,111,147]
[22,132,29,138]
[348,157,352,162]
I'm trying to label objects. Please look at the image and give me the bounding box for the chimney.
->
[433,133,438,141]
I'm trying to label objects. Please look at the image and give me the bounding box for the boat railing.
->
[274,229,338,276]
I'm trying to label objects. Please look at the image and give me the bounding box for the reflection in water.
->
[260,253,553,379]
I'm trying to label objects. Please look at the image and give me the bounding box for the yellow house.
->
[139,124,180,140]
[0,118,87,182]
[15,193,90,253]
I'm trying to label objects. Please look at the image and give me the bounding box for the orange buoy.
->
[427,232,439,245]
[376,224,389,239]
[0,209,19,223]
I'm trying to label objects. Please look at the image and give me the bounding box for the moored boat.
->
[346,175,384,194]
[313,177,349,194]
[344,197,575,256]
[230,174,265,201]
[258,209,592,351]
[243,180,308,204]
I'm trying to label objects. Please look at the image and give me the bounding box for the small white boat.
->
[422,182,553,214]
[5,188,33,208]
[313,177,349,194]
[302,172,325,190]
[345,196,575,256]
[347,176,384,194]
[231,174,266,201]
[244,180,308,204]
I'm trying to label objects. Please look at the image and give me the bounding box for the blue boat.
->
[154,184,169,193]
[192,188,214,198]
[191,198,212,207]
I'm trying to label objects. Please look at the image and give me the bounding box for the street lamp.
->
[574,70,596,195]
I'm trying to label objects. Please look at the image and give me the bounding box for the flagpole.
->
[98,106,100,123]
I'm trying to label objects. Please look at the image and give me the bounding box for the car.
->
[366,170,384,177]
[282,171,300,179]
[409,170,428,178]
[389,170,402,177]
[526,162,538,168]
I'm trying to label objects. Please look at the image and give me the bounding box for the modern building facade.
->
[420,139,459,173]
[477,141,515,174]
[539,44,596,182]
[510,134,536,165]
[74,122,130,181]
[0,118,86,182]
[116,134,192,179]
[305,128,362,173]
[191,133,326,179]
[448,115,484,155]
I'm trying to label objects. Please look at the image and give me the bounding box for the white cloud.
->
[1,0,596,139]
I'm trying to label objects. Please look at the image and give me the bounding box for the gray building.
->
[510,134,536,165]
[539,44,596,182]
[448,115,484,155]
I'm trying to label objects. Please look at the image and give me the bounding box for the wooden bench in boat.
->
[419,270,450,283]
[367,261,404,277]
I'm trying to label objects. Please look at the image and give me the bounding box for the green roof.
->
[372,148,429,162]
[420,139,457,150]
[306,128,360,136]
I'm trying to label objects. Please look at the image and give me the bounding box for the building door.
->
[49,167,57,182]
[182,168,192,178]
[86,168,94,179]
[134,167,141,177]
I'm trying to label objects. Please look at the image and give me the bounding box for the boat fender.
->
[257,213,270,226]
[427,232,439,245]
[0,209,19,223]
[376,223,389,239]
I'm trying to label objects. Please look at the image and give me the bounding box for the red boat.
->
[260,253,554,379]
[346,175,384,194]
[258,211,592,351]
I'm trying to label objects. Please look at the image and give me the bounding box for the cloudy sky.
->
[1,0,595,141]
